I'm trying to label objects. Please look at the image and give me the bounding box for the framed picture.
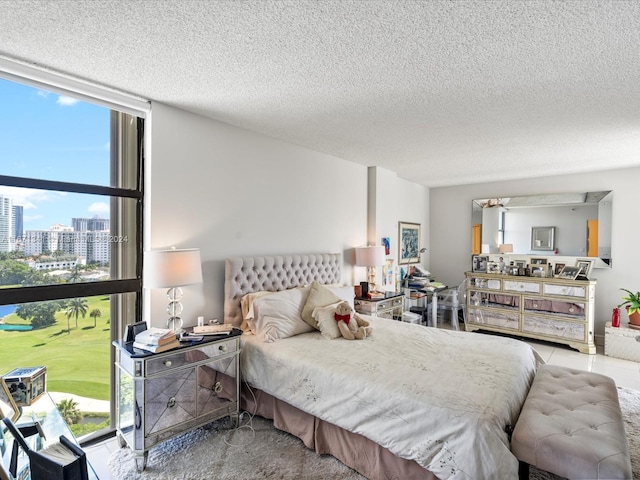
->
[530,257,548,265]
[554,263,566,276]
[0,378,20,421]
[575,259,595,278]
[531,226,555,251]
[398,222,421,265]
[486,261,500,274]
[515,260,526,268]
[530,265,547,277]
[472,255,488,272]
[558,265,580,280]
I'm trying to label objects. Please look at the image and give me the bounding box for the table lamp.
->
[355,246,386,292]
[144,247,203,330]
[499,244,514,254]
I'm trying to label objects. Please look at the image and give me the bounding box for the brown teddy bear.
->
[333,301,373,340]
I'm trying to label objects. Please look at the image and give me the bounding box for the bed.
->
[224,253,542,480]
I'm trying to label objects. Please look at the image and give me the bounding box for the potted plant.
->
[619,288,640,329]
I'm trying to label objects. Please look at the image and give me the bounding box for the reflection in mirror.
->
[472,191,612,268]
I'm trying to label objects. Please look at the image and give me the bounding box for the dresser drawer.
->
[523,296,585,320]
[542,283,587,299]
[467,276,502,290]
[522,315,585,341]
[504,280,540,294]
[467,307,520,331]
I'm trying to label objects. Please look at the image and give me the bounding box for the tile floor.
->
[84,331,640,479]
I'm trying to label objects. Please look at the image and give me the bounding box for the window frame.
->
[0,66,148,441]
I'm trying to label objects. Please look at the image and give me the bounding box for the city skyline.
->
[0,77,111,231]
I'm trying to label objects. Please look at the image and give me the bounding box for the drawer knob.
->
[167,397,176,408]
[213,382,222,393]
[219,344,228,353]
[163,360,172,367]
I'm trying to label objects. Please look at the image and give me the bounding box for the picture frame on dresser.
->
[486,261,500,274]
[575,259,595,279]
[558,265,580,280]
[530,257,548,265]
[0,378,20,421]
[553,263,566,277]
[472,255,488,272]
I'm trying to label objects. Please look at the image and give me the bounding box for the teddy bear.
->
[333,301,373,340]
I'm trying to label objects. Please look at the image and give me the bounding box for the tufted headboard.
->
[224,253,342,326]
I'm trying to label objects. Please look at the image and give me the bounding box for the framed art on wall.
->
[398,222,421,265]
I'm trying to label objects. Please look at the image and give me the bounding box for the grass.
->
[0,296,111,401]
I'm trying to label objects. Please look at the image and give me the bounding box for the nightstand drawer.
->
[146,338,237,376]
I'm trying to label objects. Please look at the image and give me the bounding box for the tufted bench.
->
[512,364,632,480]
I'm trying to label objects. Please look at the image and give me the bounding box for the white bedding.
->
[241,317,543,480]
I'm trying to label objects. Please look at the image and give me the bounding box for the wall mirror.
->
[472,191,612,268]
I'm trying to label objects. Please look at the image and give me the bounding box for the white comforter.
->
[241,317,542,480]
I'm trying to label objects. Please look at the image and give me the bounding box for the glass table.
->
[0,393,97,480]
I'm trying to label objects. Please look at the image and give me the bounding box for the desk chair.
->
[435,280,466,330]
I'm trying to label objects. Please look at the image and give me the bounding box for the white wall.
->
[430,166,640,341]
[145,103,430,327]
[371,167,430,289]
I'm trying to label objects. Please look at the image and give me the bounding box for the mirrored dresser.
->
[465,272,596,354]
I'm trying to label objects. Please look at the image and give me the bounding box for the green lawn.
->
[0,296,111,401]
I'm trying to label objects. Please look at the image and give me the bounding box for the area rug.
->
[109,387,640,479]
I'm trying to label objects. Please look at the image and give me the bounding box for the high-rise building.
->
[73,216,109,232]
[12,205,23,240]
[0,195,14,252]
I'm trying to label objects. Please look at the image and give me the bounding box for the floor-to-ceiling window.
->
[0,69,146,442]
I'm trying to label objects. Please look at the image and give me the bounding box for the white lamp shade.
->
[499,244,514,254]
[355,246,386,267]
[144,248,203,288]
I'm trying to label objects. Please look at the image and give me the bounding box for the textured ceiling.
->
[1,0,639,187]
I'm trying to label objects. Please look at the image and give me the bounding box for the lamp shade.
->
[355,246,385,267]
[499,244,514,254]
[144,248,203,288]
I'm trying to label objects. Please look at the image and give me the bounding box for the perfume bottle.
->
[612,307,620,328]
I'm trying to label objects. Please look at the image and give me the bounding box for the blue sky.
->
[0,78,111,232]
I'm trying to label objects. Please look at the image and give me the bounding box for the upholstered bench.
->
[512,364,632,480]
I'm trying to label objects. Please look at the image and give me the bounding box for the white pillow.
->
[240,290,275,332]
[252,287,312,342]
[312,302,343,340]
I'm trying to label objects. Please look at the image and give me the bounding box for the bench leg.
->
[518,461,529,480]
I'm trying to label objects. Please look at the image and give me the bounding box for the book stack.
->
[132,327,179,353]
[3,418,89,480]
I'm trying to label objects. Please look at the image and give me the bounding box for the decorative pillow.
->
[252,286,312,342]
[301,281,342,329]
[312,302,343,340]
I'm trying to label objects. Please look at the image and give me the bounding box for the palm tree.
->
[65,298,89,329]
[57,398,83,425]
[67,265,83,283]
[89,308,101,327]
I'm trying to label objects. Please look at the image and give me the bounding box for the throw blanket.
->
[241,317,542,480]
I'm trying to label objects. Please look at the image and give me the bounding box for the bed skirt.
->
[241,384,436,480]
